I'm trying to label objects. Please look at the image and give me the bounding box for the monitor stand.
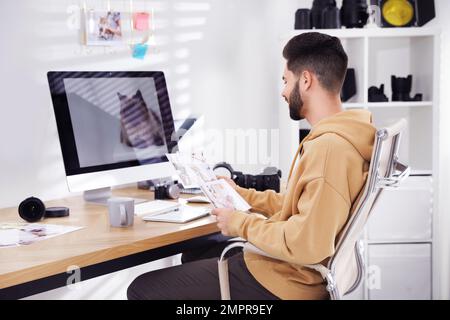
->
[83,187,148,206]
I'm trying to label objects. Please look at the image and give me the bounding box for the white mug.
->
[107,197,134,227]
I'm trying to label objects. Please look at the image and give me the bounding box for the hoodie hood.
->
[306,109,376,161]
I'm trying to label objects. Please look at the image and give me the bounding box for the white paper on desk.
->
[166,152,216,188]
[0,223,83,248]
[200,179,251,211]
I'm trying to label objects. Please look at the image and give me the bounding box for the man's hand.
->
[211,208,234,236]
[217,175,237,190]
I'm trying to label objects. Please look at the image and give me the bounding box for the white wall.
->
[0,0,304,209]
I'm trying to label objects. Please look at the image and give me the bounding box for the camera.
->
[154,181,181,200]
[137,179,181,200]
[213,162,282,193]
[391,75,422,102]
[341,0,369,28]
[368,84,389,102]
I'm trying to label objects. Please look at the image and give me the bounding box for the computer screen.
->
[47,71,178,199]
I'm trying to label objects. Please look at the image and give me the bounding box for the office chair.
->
[218,119,410,300]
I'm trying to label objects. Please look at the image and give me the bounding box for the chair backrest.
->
[327,118,409,299]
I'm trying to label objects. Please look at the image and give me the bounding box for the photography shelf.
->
[284,27,439,40]
[343,101,433,109]
[278,27,440,300]
[281,27,439,173]
[367,101,433,108]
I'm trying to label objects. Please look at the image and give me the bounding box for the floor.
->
[23,255,181,300]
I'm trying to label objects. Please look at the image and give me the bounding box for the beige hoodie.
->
[228,109,376,300]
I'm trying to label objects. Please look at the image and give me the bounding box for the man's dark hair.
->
[283,32,348,94]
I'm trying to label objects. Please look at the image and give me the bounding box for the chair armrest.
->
[218,240,333,300]
[220,240,330,275]
[377,161,410,188]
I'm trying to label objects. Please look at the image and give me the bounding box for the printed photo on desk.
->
[0,223,83,248]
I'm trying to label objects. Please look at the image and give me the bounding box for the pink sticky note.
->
[133,12,149,31]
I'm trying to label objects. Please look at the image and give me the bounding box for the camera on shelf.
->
[213,162,282,193]
[391,75,423,102]
[368,74,423,103]
[377,0,435,28]
[340,0,369,28]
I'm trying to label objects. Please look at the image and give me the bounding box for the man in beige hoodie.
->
[127,32,376,300]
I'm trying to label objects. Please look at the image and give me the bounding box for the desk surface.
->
[0,188,218,290]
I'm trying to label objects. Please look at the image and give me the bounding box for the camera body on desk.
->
[213,162,282,193]
[154,182,181,200]
[138,180,181,200]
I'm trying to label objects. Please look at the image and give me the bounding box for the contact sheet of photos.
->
[166,152,251,212]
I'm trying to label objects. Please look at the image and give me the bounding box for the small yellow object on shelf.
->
[382,0,415,27]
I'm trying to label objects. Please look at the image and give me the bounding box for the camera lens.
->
[167,184,180,200]
[18,197,46,222]
[295,9,312,29]
[311,0,337,29]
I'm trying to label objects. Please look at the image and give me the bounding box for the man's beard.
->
[289,82,304,121]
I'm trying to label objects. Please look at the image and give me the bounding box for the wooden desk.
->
[0,188,219,299]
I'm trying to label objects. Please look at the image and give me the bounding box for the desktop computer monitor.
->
[47,71,178,204]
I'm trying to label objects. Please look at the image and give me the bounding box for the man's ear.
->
[301,70,313,91]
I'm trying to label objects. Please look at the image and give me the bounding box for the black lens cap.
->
[45,206,70,218]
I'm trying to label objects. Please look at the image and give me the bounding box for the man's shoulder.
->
[306,132,352,150]
[305,133,360,162]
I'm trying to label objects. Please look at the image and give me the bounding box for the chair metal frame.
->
[218,119,410,300]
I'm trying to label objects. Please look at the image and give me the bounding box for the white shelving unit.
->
[344,101,433,109]
[278,27,440,300]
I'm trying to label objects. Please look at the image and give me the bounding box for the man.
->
[127,32,376,300]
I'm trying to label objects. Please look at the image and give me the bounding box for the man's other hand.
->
[211,208,234,236]
[217,176,237,190]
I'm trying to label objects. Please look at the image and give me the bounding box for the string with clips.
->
[129,0,155,59]
[81,0,155,59]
